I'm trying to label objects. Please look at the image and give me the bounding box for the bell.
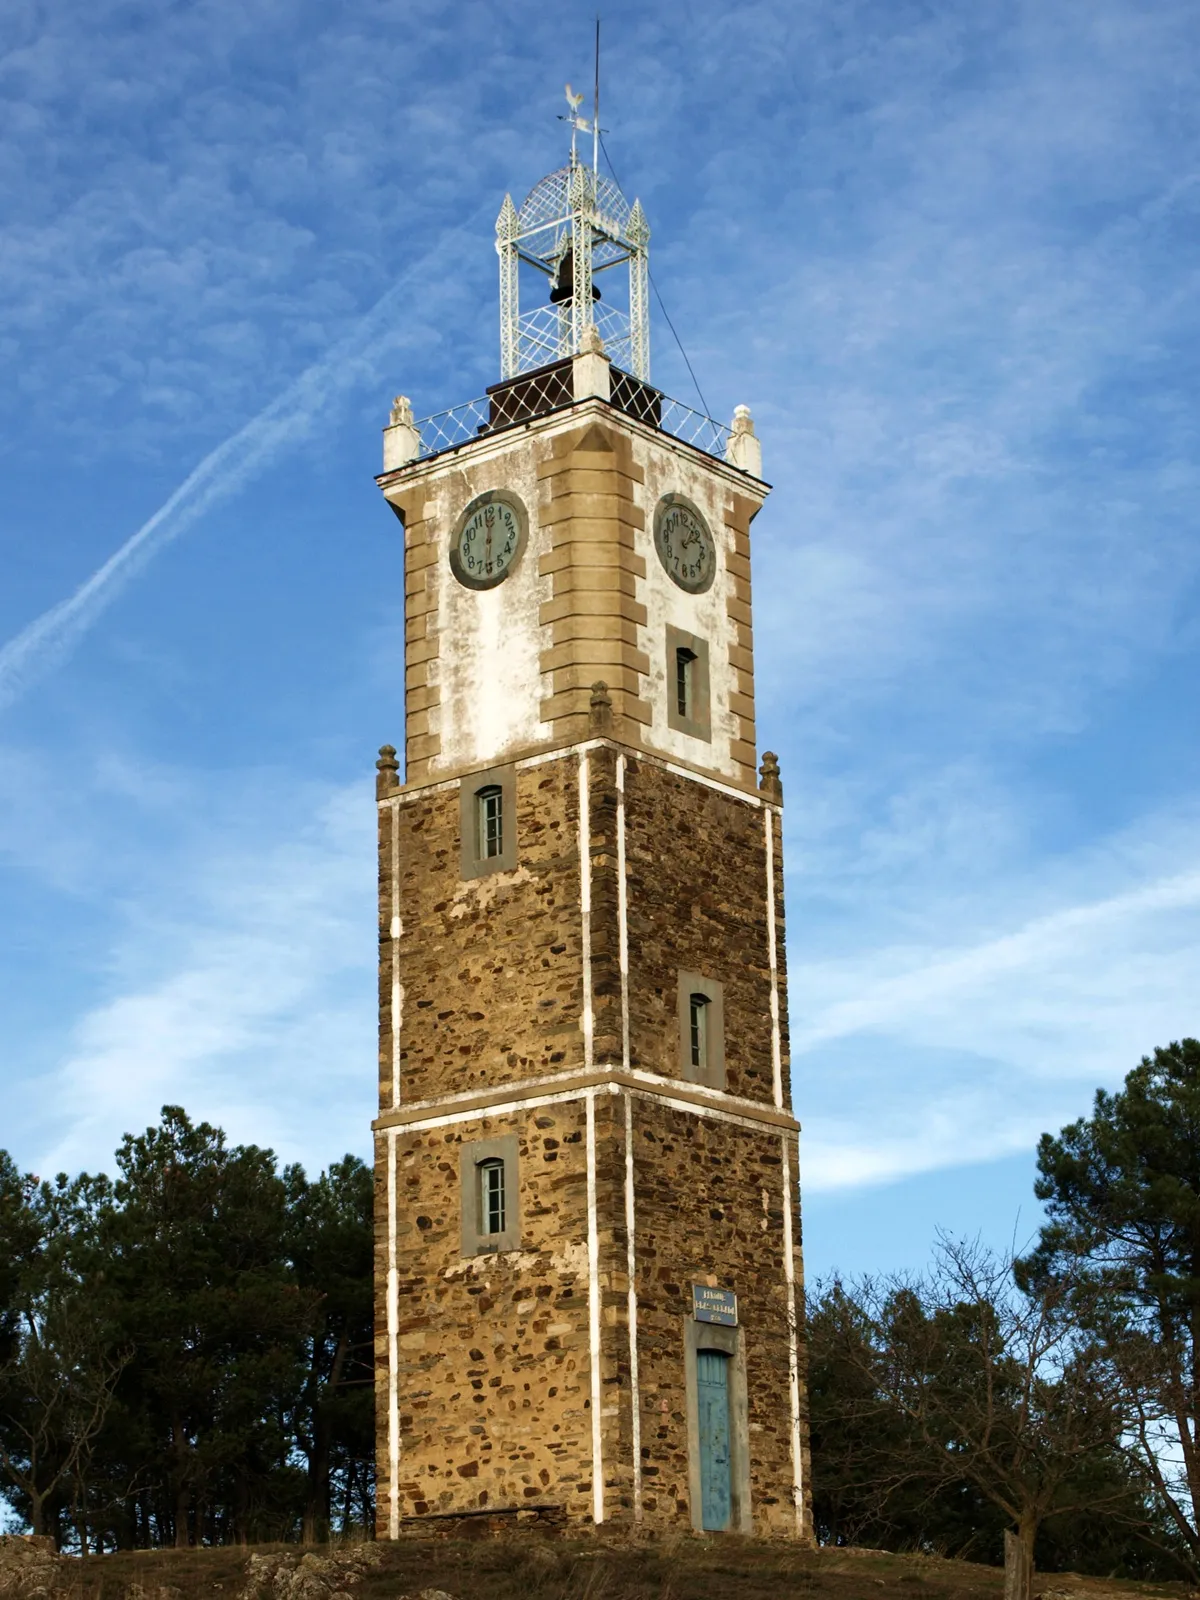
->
[549,249,601,305]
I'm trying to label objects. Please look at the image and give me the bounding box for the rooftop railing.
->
[411,365,734,466]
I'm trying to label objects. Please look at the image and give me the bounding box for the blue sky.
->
[2,0,1198,1282]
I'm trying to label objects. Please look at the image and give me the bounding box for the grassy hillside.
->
[49,1540,1191,1600]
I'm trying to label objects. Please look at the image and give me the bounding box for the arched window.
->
[476,784,503,860]
[665,627,711,742]
[679,972,725,1088]
[459,1136,518,1255]
[479,1157,506,1236]
[460,767,516,879]
[689,993,710,1075]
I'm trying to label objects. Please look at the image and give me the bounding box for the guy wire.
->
[599,134,713,421]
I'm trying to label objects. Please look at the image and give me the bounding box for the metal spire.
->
[593,17,600,183]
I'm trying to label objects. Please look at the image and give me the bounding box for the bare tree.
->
[0,1295,129,1544]
[827,1238,1136,1600]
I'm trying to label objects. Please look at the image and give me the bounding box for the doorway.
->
[696,1348,732,1530]
[684,1318,750,1533]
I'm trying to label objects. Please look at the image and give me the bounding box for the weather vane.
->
[557,19,603,176]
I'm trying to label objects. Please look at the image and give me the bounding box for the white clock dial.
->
[450,492,527,590]
[654,495,716,594]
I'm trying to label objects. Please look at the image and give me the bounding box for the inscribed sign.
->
[692,1283,738,1326]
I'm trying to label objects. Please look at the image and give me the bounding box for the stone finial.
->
[376,744,400,798]
[726,404,763,478]
[589,681,614,736]
[383,396,420,471]
[759,750,783,804]
[581,321,607,357]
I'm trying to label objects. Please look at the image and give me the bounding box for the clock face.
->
[449,492,527,590]
[654,495,716,593]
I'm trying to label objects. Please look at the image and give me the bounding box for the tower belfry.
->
[495,93,650,381]
[372,106,809,1541]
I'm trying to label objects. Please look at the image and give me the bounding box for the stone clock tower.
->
[371,128,809,1541]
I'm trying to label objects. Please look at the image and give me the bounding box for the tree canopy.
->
[0,1108,374,1550]
[1025,1039,1200,1573]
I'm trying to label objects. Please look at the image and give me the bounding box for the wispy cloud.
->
[797,867,1200,1058]
[3,0,1199,1271]
[19,776,374,1181]
[0,217,483,715]
[791,800,1200,1192]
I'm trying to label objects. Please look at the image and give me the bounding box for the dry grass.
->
[56,1539,1192,1600]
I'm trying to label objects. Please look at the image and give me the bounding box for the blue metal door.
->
[697,1349,732,1530]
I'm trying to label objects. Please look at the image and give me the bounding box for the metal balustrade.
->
[658,397,733,459]
[411,374,734,466]
[412,396,492,459]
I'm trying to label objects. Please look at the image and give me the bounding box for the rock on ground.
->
[241,1546,384,1600]
[0,1537,64,1600]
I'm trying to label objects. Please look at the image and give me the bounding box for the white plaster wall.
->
[635,435,743,778]
[404,407,753,781]
[422,436,550,775]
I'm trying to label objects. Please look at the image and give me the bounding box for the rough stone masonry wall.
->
[373,1095,627,1531]
[377,758,584,1108]
[628,1099,807,1537]
[621,755,787,1108]
[373,742,803,1536]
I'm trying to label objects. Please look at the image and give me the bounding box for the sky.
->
[1,0,1198,1283]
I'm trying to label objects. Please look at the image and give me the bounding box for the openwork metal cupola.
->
[381,87,763,475]
[496,154,650,381]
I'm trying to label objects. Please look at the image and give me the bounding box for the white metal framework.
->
[495,151,651,381]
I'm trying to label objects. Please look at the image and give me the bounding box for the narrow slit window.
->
[676,647,697,720]
[479,1158,506,1236]
[477,785,503,860]
[689,993,709,1075]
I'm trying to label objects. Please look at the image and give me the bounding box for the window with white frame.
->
[459,766,517,879]
[477,784,504,860]
[459,1135,519,1254]
[479,1157,506,1236]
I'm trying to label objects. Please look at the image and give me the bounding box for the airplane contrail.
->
[0,218,482,714]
